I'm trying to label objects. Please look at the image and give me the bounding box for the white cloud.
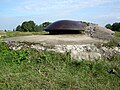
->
[0,0,120,29]
[12,0,114,15]
[92,11,120,19]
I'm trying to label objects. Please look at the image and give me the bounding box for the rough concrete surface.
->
[4,35,105,45]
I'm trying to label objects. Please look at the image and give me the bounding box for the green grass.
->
[103,39,120,47]
[0,41,120,90]
[0,31,48,38]
[114,31,120,37]
[0,31,6,35]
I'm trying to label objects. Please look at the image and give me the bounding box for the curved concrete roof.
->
[44,20,88,31]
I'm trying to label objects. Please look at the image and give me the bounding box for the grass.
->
[114,31,120,37]
[0,41,120,90]
[103,39,120,47]
[0,31,48,38]
[0,31,6,35]
[1,31,120,39]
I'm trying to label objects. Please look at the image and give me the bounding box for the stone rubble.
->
[6,41,120,61]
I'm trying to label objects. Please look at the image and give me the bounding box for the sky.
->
[0,0,120,30]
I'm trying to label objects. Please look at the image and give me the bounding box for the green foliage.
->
[35,25,43,32]
[42,22,51,28]
[21,21,34,32]
[105,22,120,31]
[16,20,44,32]
[0,41,120,90]
[105,24,112,30]
[16,25,21,31]
[115,31,120,37]
[112,22,120,31]
[15,21,51,32]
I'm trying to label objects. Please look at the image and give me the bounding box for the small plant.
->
[13,50,29,64]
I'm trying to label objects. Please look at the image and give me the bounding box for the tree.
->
[34,25,43,32]
[16,21,37,32]
[28,21,36,32]
[4,30,7,32]
[16,25,22,31]
[39,25,44,31]
[15,20,49,32]
[105,24,112,30]
[105,22,120,32]
[112,22,120,31]
[21,21,36,32]
[42,22,51,28]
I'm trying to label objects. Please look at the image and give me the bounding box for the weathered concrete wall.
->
[85,24,115,40]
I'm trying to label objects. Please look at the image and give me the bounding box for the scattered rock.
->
[5,41,120,61]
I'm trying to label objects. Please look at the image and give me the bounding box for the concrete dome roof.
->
[44,20,88,31]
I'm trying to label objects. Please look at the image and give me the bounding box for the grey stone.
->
[6,41,120,61]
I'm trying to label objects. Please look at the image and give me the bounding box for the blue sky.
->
[0,0,120,30]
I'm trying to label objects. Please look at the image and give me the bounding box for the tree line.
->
[16,21,51,32]
[105,22,120,32]
[16,21,120,32]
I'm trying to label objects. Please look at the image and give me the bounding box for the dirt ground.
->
[4,34,105,45]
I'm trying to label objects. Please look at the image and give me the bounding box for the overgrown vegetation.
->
[0,41,120,89]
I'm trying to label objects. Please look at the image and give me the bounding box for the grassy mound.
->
[0,41,120,89]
